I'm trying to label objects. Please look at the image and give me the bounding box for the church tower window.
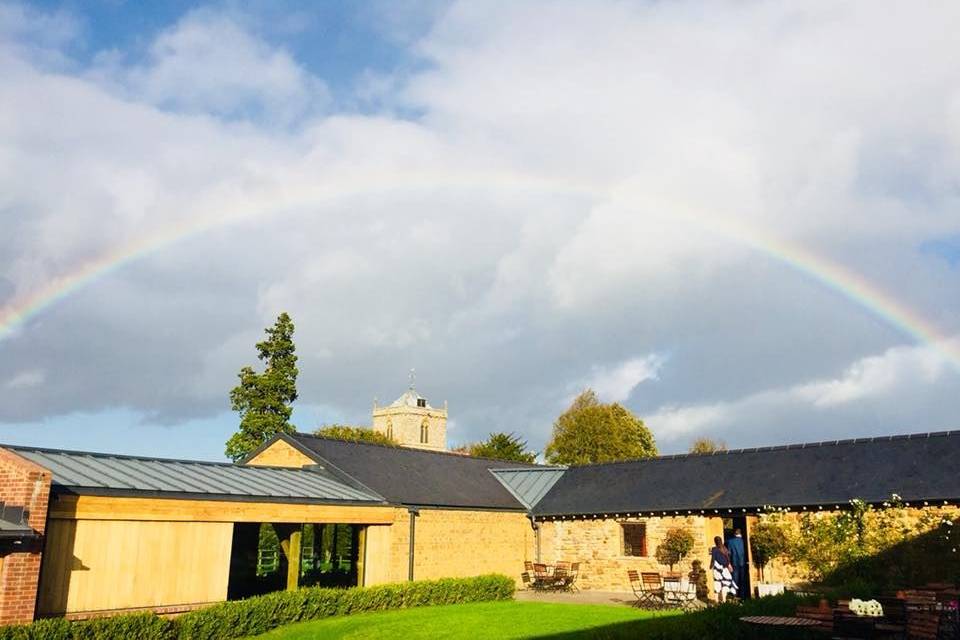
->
[420,420,429,444]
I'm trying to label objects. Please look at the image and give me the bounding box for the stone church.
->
[372,381,448,451]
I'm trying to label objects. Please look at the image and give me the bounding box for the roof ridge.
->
[565,429,960,468]
[292,432,544,467]
[1,443,323,472]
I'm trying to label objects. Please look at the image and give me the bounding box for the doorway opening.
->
[227,523,363,600]
[722,516,751,598]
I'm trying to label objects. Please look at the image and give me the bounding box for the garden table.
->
[740,615,824,628]
[663,577,698,611]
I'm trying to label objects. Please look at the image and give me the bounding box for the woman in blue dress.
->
[710,536,737,602]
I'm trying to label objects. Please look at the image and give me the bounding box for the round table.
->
[740,615,824,628]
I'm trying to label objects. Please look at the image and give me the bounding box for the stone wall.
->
[372,405,447,451]
[751,506,960,587]
[537,515,719,592]
[0,448,52,625]
[364,508,532,585]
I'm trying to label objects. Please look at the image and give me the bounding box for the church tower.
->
[372,373,447,451]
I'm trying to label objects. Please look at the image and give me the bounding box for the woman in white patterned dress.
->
[710,535,737,602]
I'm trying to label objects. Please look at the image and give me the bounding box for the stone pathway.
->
[514,589,638,607]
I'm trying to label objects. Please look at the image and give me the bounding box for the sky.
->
[0,0,959,462]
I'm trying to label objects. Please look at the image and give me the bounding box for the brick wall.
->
[0,448,52,626]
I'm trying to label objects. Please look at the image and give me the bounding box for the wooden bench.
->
[795,604,833,632]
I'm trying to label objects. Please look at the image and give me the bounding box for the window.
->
[622,523,647,557]
[386,419,393,439]
[417,398,427,408]
[420,420,429,444]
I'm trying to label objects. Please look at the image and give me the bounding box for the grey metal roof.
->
[490,467,566,509]
[6,445,384,504]
[0,503,35,540]
[533,430,960,517]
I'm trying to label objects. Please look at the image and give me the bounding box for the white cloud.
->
[579,355,666,403]
[1,1,959,453]
[647,340,959,446]
[795,342,953,407]
[92,10,328,123]
[6,370,44,390]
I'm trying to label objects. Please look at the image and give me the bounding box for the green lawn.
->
[252,601,677,639]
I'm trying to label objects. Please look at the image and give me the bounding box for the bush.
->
[0,574,514,640]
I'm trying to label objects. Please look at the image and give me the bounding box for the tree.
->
[464,432,537,463]
[750,519,789,582]
[544,389,657,465]
[314,424,396,446]
[689,437,727,454]
[655,527,695,573]
[225,313,299,461]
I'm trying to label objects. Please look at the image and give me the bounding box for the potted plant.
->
[750,519,788,596]
[656,528,695,574]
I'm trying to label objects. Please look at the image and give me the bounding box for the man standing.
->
[727,528,747,598]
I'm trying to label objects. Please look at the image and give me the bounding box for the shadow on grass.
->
[527,594,821,640]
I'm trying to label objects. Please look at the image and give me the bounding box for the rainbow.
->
[1,170,957,373]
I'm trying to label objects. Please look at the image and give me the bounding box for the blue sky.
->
[1,1,958,462]
[29,0,430,96]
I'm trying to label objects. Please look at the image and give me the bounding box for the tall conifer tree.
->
[225,313,299,461]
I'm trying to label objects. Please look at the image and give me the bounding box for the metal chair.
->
[553,567,572,591]
[566,562,580,592]
[521,571,537,591]
[533,563,554,591]
[628,570,665,609]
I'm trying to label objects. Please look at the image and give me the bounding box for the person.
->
[710,535,737,603]
[727,528,746,598]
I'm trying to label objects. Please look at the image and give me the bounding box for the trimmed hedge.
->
[0,574,514,640]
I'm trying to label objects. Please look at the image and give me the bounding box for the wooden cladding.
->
[37,519,233,615]
[48,495,397,524]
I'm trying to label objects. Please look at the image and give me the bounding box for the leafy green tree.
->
[689,437,727,454]
[314,425,396,446]
[545,389,657,465]
[465,432,537,463]
[655,527,695,573]
[225,313,299,461]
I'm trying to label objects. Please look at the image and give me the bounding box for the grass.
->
[251,601,677,639]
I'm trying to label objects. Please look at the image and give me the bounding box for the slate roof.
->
[7,445,384,504]
[532,431,960,517]
[280,433,536,510]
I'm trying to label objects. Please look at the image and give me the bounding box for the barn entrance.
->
[227,523,365,599]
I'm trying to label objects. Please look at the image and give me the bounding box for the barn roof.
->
[532,430,960,517]
[0,503,36,541]
[6,445,384,505]
[276,433,537,510]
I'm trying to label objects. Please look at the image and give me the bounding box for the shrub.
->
[750,519,789,582]
[0,574,514,640]
[655,527,695,572]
